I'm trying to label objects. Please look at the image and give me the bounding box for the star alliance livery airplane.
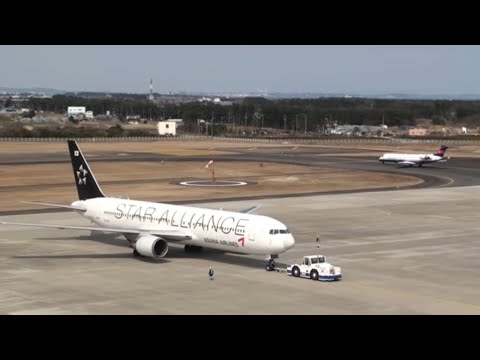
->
[378,145,450,167]
[1,140,295,266]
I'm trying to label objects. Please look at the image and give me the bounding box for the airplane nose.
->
[283,235,295,250]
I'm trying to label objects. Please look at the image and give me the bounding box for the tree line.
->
[22,95,480,131]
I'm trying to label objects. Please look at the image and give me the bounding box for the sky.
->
[1,45,480,95]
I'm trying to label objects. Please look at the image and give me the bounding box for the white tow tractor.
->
[287,255,342,281]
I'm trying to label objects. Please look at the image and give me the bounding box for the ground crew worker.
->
[316,235,320,247]
[208,267,214,280]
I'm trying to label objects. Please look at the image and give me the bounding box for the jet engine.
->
[134,235,168,258]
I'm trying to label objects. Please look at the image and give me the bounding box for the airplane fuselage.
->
[379,153,445,165]
[74,197,295,255]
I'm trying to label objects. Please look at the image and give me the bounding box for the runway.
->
[0,142,479,314]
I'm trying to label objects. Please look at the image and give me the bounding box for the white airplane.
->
[378,145,450,167]
[0,140,295,268]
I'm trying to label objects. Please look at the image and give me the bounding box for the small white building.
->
[157,121,176,136]
[85,111,94,119]
[68,106,86,117]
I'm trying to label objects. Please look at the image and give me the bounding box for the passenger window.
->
[274,230,278,234]
[311,257,318,264]
[269,230,273,234]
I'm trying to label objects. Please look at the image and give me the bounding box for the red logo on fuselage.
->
[238,237,245,246]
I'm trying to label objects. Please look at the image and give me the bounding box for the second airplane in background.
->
[379,145,450,167]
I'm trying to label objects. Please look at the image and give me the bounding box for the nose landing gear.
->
[265,254,279,271]
[265,258,276,271]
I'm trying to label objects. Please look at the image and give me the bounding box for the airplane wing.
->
[240,205,262,214]
[21,201,86,212]
[0,221,191,241]
[398,161,417,166]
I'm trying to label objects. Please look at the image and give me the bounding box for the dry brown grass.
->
[0,160,421,212]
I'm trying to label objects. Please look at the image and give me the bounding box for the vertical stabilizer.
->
[435,145,449,157]
[67,140,106,200]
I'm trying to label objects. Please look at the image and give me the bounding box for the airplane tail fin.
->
[435,145,449,157]
[67,140,106,200]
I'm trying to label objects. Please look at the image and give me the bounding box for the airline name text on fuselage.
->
[204,237,240,247]
[112,202,249,235]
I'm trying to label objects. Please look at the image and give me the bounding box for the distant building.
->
[329,124,383,136]
[1,107,19,113]
[68,106,86,117]
[85,111,94,119]
[157,121,177,136]
[408,128,427,136]
[165,118,183,126]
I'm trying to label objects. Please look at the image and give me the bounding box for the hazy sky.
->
[1,45,480,94]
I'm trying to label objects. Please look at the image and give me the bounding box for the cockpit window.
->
[270,229,291,235]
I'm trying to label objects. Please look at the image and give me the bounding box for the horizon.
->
[3,86,480,101]
[2,46,480,95]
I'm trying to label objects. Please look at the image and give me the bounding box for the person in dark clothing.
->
[208,267,214,280]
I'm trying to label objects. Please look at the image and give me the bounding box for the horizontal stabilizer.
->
[21,201,86,212]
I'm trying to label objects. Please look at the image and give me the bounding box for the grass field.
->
[0,140,427,212]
